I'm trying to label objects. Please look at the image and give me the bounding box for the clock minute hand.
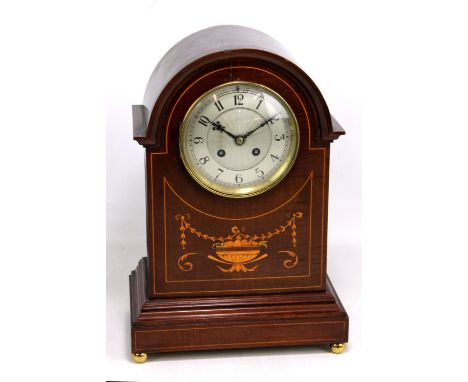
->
[244,113,280,138]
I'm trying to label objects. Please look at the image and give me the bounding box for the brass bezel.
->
[179,81,300,198]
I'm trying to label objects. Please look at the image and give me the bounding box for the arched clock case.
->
[129,26,349,362]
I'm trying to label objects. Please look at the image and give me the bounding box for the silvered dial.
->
[179,81,299,198]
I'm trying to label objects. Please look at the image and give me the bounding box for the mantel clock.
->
[129,25,349,362]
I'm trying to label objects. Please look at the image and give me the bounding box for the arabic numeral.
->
[214,99,224,111]
[274,134,285,141]
[215,168,224,179]
[199,156,210,165]
[193,136,204,144]
[255,167,265,179]
[198,116,210,126]
[270,154,280,162]
[234,94,244,106]
[235,174,243,183]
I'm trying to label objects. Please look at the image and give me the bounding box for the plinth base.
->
[129,257,348,359]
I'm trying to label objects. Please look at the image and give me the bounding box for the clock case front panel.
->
[135,50,343,299]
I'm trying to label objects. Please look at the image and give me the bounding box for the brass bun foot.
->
[329,343,345,354]
[132,353,148,363]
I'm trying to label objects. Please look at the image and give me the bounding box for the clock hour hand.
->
[244,113,281,138]
[208,119,238,140]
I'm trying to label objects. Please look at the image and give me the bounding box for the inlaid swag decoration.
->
[175,212,303,273]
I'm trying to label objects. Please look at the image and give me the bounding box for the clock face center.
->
[235,136,245,145]
[206,107,271,171]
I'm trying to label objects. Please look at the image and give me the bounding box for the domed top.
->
[132,25,344,144]
[142,25,293,124]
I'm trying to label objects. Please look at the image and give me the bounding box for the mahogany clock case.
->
[129,25,348,355]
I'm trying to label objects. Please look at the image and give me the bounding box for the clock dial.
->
[179,82,299,197]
